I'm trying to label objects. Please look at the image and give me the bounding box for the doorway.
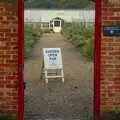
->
[21,0,101,120]
[53,20,61,32]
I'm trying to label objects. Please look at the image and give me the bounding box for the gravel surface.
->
[24,33,93,120]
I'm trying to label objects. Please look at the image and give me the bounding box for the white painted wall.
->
[24,9,95,23]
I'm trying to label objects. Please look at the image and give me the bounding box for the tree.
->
[25,0,91,9]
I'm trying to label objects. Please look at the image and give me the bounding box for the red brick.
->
[115,56,120,60]
[0,84,4,88]
[7,75,18,80]
[101,0,120,112]
[6,84,18,89]
[102,16,109,20]
[102,11,114,16]
[109,16,120,20]
[101,55,114,59]
[0,2,18,113]
[102,7,109,11]
[109,52,120,55]
[0,91,4,96]
[110,7,120,12]
[0,28,10,32]
[101,46,114,51]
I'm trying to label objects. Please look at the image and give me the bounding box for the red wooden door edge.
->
[18,0,24,120]
[17,0,102,120]
[94,0,101,119]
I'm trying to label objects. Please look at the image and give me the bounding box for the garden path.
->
[24,33,93,120]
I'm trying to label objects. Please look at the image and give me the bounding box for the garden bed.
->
[61,23,94,60]
[24,24,43,59]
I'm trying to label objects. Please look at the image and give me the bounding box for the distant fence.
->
[25,20,94,30]
[24,9,95,29]
[25,22,52,29]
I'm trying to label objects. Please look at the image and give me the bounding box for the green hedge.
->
[62,23,94,60]
[24,24,42,59]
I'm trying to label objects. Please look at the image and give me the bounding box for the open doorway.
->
[49,17,64,33]
[24,0,95,120]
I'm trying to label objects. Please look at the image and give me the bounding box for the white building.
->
[25,9,95,23]
[24,9,95,32]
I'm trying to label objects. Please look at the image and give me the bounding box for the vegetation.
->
[61,23,94,60]
[24,24,42,59]
[99,111,120,120]
[0,114,17,120]
[24,0,94,9]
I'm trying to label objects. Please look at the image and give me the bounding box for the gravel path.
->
[24,33,93,120]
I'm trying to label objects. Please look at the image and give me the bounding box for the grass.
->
[61,22,94,60]
[24,24,43,59]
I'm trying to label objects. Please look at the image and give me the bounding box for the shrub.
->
[24,24,42,59]
[0,114,17,120]
[42,29,53,33]
[100,111,120,120]
[82,39,93,59]
[62,22,94,60]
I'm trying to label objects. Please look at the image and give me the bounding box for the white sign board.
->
[43,48,63,69]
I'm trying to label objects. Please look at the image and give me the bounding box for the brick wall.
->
[100,0,120,112]
[0,2,18,113]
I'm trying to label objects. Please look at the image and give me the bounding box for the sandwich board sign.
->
[41,48,64,83]
[43,48,63,69]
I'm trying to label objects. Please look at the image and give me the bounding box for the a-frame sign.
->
[41,48,64,83]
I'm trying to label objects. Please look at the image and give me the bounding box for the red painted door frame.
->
[18,0,24,120]
[18,0,102,120]
[94,0,101,119]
